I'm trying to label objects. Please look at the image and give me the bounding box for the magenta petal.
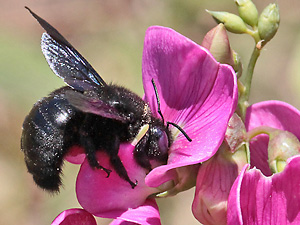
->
[192,148,241,225]
[51,208,97,225]
[76,143,159,218]
[245,100,300,175]
[227,164,248,225]
[142,26,237,186]
[109,199,161,225]
[228,156,300,224]
[64,146,86,164]
[110,220,137,225]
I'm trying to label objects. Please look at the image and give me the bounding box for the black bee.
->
[21,7,191,192]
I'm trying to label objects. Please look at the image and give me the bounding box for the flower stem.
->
[238,45,261,119]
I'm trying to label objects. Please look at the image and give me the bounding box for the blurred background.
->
[1,0,300,224]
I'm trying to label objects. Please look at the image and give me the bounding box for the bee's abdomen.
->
[21,87,81,192]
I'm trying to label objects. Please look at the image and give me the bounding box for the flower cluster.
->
[27,0,300,224]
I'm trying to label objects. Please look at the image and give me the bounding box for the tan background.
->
[1,0,300,224]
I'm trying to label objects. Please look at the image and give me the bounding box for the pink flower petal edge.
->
[227,164,247,224]
[109,199,161,225]
[228,156,300,224]
[142,26,238,187]
[51,208,97,225]
[245,100,300,175]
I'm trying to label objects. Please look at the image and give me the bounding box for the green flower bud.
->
[206,10,248,34]
[258,3,280,43]
[235,0,259,27]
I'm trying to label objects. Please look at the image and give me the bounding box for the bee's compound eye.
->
[159,131,169,156]
[152,127,168,156]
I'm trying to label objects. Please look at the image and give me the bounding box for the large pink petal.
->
[51,208,97,225]
[245,100,300,175]
[109,199,161,225]
[228,156,300,224]
[142,26,237,186]
[76,143,159,218]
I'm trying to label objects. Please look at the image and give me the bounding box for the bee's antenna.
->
[151,79,192,142]
[151,79,165,124]
[167,122,192,142]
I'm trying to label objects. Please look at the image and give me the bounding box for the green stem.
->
[245,29,261,43]
[238,46,261,119]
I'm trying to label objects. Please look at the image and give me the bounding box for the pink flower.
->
[64,25,237,223]
[192,114,248,225]
[228,157,300,225]
[227,101,300,224]
[245,100,300,175]
[142,26,237,190]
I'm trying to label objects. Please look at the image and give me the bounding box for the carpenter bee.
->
[21,7,191,192]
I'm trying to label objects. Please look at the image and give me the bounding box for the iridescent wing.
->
[26,7,106,91]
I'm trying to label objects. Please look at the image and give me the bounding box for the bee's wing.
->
[26,7,106,91]
[65,91,128,122]
[41,33,106,91]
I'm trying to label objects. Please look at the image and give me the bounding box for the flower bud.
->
[206,10,248,34]
[258,3,280,43]
[268,129,300,173]
[201,24,234,66]
[192,142,247,225]
[232,50,243,78]
[235,0,258,27]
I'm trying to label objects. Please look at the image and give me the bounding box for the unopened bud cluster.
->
[207,0,279,46]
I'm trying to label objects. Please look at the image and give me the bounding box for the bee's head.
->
[149,119,171,157]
